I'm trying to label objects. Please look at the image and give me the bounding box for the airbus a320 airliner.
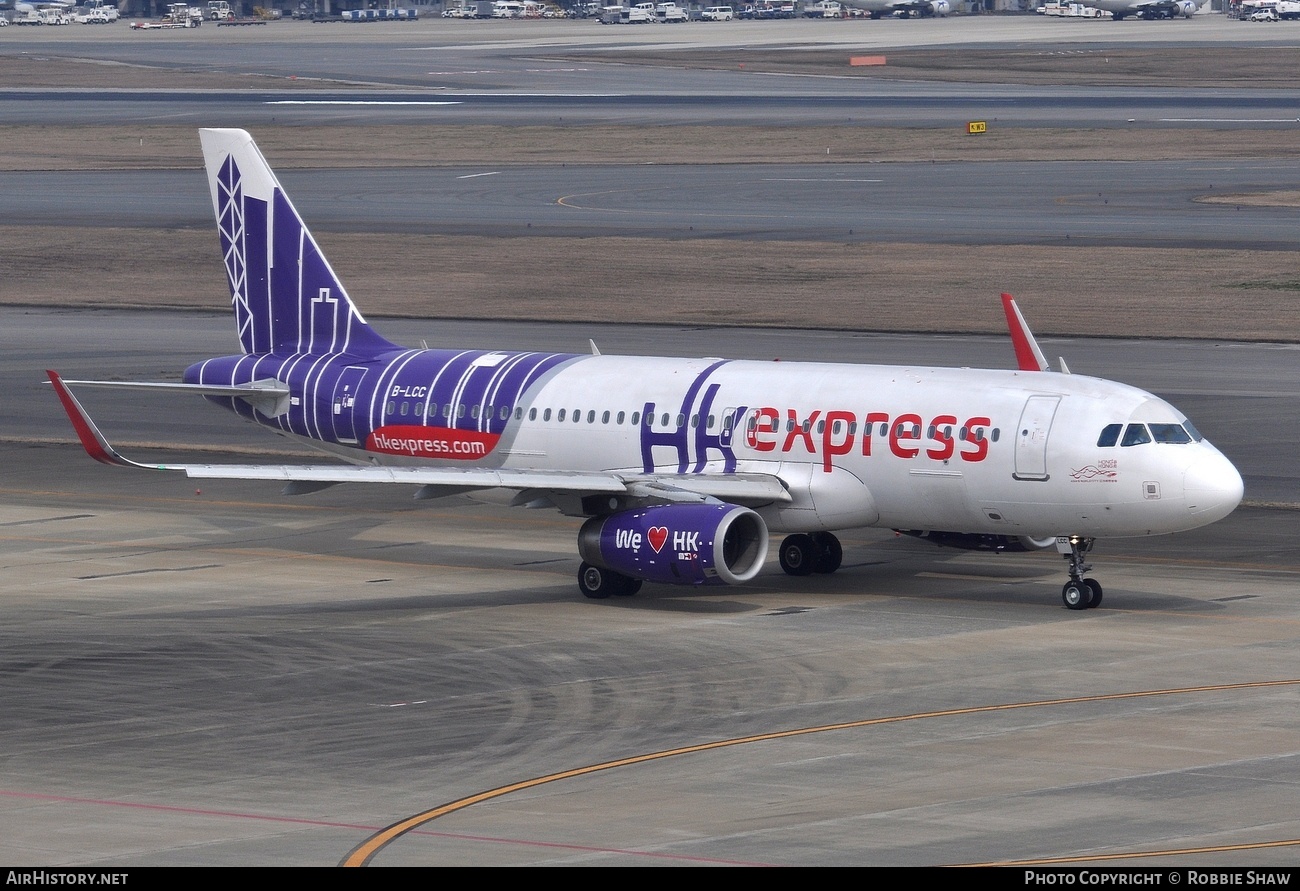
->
[49,129,1244,609]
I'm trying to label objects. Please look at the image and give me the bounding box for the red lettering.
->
[961,415,991,462]
[782,409,818,454]
[743,406,993,463]
[821,410,856,472]
[861,411,889,456]
[926,414,957,461]
[747,407,779,452]
[889,413,922,459]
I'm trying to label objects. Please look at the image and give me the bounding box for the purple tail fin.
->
[199,128,397,358]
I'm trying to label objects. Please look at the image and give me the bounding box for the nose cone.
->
[1183,449,1245,526]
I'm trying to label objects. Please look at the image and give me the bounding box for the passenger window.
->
[558,409,566,422]
[575,410,582,423]
[1150,423,1192,444]
[1121,424,1151,447]
[470,406,479,420]
[602,411,610,424]
[617,411,625,425]
[586,410,594,423]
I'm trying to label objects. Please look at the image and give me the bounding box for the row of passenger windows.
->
[382,400,1000,441]
[1096,422,1202,448]
[385,402,745,430]
[384,401,732,428]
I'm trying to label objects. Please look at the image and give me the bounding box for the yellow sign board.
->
[967,121,987,135]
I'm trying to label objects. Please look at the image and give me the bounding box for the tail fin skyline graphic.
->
[199,128,397,359]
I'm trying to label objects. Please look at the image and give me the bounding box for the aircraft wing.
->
[47,371,791,509]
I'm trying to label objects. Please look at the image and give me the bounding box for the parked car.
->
[701,4,733,18]
[1249,7,1279,19]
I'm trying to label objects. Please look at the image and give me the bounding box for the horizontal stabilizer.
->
[54,377,291,417]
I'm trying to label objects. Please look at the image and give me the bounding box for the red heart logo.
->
[647,526,669,553]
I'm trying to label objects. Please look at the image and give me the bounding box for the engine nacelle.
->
[930,0,951,14]
[898,530,1056,553]
[1176,0,1197,15]
[579,504,769,586]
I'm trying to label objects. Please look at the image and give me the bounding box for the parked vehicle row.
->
[8,0,119,24]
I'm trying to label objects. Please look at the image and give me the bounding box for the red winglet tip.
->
[1000,294,1044,372]
[47,371,128,467]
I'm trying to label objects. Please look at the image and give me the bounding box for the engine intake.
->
[579,503,769,586]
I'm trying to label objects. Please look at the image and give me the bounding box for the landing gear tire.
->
[810,532,843,574]
[1059,536,1100,612]
[779,534,816,576]
[1062,580,1092,610]
[579,563,642,599]
[579,562,613,599]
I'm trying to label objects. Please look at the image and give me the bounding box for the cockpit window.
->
[1149,423,1193,444]
[1121,424,1152,447]
[1097,424,1122,448]
[1183,420,1203,442]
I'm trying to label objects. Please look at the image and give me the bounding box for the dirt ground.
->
[3,52,1299,342]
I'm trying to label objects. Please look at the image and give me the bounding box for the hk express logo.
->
[639,360,744,474]
[636,361,996,474]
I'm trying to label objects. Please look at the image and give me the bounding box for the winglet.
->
[1001,293,1049,372]
[46,371,147,468]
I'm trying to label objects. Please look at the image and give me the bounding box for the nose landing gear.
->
[1059,535,1102,610]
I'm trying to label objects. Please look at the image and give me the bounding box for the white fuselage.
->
[281,351,1241,542]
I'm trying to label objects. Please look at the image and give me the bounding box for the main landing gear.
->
[1059,535,1103,610]
[578,562,642,599]
[778,532,843,576]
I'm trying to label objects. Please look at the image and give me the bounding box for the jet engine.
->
[578,503,769,587]
[899,530,1056,553]
[929,0,951,14]
[1176,0,1198,15]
